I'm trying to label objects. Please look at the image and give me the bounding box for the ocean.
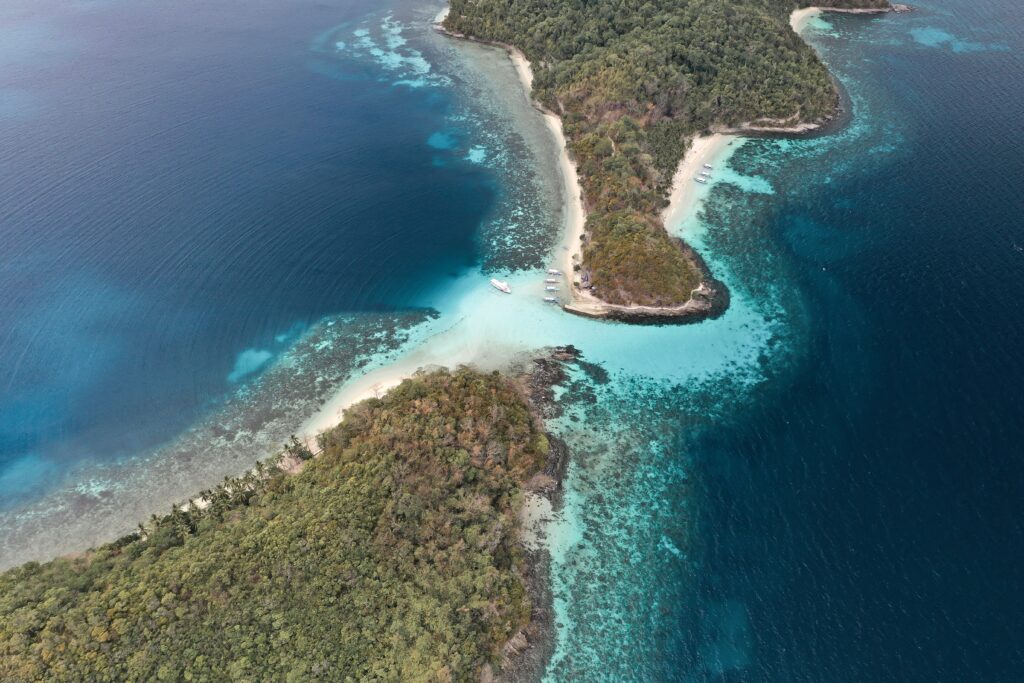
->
[676,4,1024,679]
[0,0,500,558]
[1,0,1022,680]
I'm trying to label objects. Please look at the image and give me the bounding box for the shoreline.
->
[504,51,586,291]
[609,3,900,277]
[696,5,898,142]
[791,6,823,33]
[792,5,895,33]
[433,18,586,294]
[440,20,729,325]
[661,133,736,235]
[299,368,411,444]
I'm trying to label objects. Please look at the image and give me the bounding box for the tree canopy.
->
[445,0,887,306]
[0,369,547,682]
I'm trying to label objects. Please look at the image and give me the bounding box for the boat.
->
[547,268,562,275]
[544,296,559,303]
[695,178,707,184]
[545,286,558,291]
[489,278,511,294]
[703,163,713,169]
[544,278,558,283]
[699,170,711,176]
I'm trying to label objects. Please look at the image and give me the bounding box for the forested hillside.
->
[0,369,548,682]
[444,0,888,307]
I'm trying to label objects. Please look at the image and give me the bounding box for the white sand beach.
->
[662,133,736,233]
[790,6,823,33]
[505,49,586,287]
[300,370,409,445]
[790,5,892,34]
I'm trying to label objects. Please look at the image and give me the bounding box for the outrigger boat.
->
[489,278,511,293]
[703,163,713,169]
[544,278,558,283]
[545,286,558,291]
[547,268,562,275]
[544,296,559,303]
[695,177,707,184]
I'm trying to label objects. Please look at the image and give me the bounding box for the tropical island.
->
[443,0,891,322]
[0,2,904,681]
[0,369,556,682]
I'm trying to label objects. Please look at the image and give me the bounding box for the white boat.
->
[545,286,558,291]
[699,170,711,176]
[489,278,511,294]
[695,178,707,184]
[703,163,713,169]
[544,278,558,283]
[547,269,562,275]
[544,296,559,303]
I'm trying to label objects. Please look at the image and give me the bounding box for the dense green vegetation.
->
[445,0,887,306]
[0,369,548,682]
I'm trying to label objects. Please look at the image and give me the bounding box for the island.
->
[0,2,904,681]
[0,369,557,682]
[442,0,891,323]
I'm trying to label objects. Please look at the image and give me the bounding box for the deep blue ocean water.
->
[677,3,1024,680]
[1,0,1023,679]
[0,0,491,508]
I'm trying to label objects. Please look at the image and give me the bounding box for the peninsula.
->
[443,0,891,322]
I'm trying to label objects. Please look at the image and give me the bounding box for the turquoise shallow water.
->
[2,0,1023,679]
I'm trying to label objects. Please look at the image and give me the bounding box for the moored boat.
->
[489,278,511,293]
[695,177,707,184]
[547,268,562,275]
[543,296,559,303]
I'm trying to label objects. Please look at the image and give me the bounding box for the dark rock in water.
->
[542,435,570,485]
[552,344,579,362]
[579,359,609,384]
[525,357,568,420]
[496,346,600,682]
[521,344,608,419]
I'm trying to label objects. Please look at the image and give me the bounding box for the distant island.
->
[0,369,558,682]
[443,0,891,323]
